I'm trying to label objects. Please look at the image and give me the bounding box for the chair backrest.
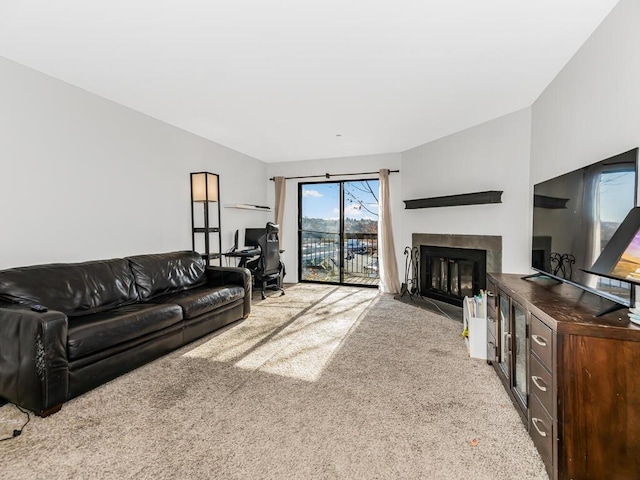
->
[258,222,281,276]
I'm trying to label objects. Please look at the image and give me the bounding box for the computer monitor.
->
[232,229,239,251]
[245,228,266,248]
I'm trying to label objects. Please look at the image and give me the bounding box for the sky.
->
[301,180,379,220]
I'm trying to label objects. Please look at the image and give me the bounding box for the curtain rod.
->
[269,169,399,181]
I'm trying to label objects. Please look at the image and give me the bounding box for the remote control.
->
[30,304,48,313]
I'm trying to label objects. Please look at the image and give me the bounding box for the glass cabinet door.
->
[512,302,528,407]
[498,295,510,379]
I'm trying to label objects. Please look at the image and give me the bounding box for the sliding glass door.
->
[299,180,379,287]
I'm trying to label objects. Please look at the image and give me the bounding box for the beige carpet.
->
[0,284,547,479]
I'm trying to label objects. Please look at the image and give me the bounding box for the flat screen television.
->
[531,148,638,307]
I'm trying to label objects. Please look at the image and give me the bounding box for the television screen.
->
[612,231,640,281]
[532,148,638,306]
[586,207,640,285]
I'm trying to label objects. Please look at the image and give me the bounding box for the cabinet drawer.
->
[529,394,554,478]
[530,354,553,416]
[531,315,552,369]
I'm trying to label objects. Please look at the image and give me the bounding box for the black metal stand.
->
[595,287,635,317]
[524,269,634,318]
[400,246,420,298]
[521,272,562,282]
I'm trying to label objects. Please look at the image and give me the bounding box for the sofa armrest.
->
[205,266,251,318]
[0,306,69,414]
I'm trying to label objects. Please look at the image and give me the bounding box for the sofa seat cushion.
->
[153,285,245,320]
[67,303,183,361]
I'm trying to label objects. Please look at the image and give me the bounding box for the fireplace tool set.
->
[400,246,420,299]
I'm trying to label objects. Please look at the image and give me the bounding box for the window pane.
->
[596,170,635,298]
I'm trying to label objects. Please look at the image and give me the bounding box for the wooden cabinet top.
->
[488,273,640,342]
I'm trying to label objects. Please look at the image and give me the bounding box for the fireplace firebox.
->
[420,246,487,307]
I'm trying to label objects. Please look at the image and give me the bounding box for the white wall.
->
[266,153,402,283]
[531,0,640,187]
[401,108,532,274]
[0,57,268,269]
[264,0,638,284]
[5,0,633,276]
[269,109,533,284]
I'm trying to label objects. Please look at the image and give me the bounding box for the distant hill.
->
[601,221,620,241]
[302,217,378,236]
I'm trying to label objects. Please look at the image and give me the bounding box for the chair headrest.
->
[266,222,279,234]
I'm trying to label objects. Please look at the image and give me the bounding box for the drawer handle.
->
[532,334,548,347]
[532,375,548,392]
[532,417,548,437]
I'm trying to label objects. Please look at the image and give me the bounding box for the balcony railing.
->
[300,231,379,285]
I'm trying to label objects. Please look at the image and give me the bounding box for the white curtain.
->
[378,169,401,294]
[274,176,286,246]
[573,164,603,288]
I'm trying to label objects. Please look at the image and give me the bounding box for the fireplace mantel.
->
[404,191,503,209]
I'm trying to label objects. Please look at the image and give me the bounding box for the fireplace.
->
[420,246,486,306]
[412,234,502,307]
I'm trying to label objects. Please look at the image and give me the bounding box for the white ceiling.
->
[0,0,620,162]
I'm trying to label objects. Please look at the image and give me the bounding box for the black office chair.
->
[246,222,285,299]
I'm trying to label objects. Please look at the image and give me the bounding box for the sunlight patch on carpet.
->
[183,285,379,382]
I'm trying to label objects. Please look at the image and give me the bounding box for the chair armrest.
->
[205,266,252,318]
[0,306,69,414]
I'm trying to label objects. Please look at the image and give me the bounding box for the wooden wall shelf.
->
[533,194,569,209]
[404,190,503,209]
[224,204,271,211]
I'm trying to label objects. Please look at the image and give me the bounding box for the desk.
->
[223,249,260,268]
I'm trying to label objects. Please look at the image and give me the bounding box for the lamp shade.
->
[191,172,219,202]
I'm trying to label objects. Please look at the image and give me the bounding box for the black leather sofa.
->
[0,251,251,416]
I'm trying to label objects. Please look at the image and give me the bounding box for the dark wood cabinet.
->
[487,273,640,480]
[559,334,640,479]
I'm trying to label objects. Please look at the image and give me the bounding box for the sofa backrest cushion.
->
[126,251,206,300]
[0,258,138,316]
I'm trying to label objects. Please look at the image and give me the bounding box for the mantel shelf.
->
[404,190,503,209]
[533,194,569,209]
[224,203,272,211]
